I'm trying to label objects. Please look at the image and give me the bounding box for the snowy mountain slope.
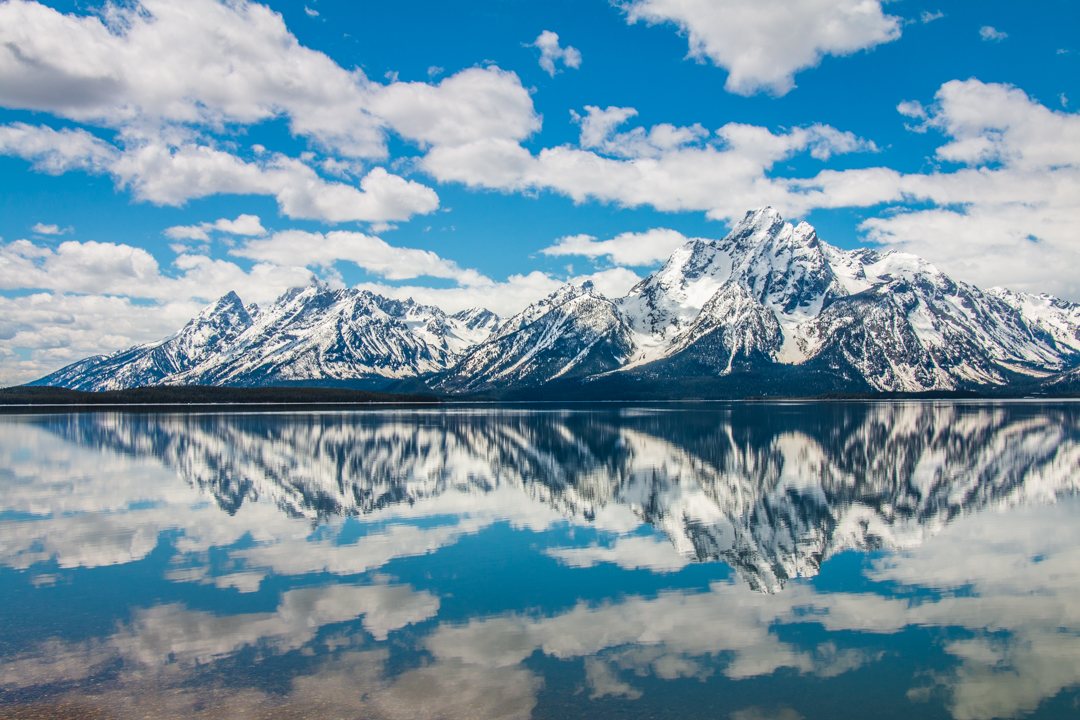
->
[616,208,851,366]
[659,284,784,375]
[436,281,634,393]
[30,292,256,392]
[987,287,1080,356]
[446,207,1080,394]
[33,286,499,391]
[170,285,495,388]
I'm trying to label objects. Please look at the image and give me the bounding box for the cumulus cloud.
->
[920,11,944,23]
[0,2,559,223]
[165,214,267,242]
[979,26,1008,42]
[811,78,1080,298]
[422,107,878,222]
[0,0,540,158]
[231,229,492,286]
[542,227,696,266]
[573,105,710,159]
[0,122,118,174]
[0,0,385,157]
[620,0,902,96]
[529,30,582,77]
[0,125,440,223]
[31,222,69,235]
[212,214,267,236]
[0,238,316,303]
[369,67,540,149]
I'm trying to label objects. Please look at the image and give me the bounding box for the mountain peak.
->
[727,207,787,245]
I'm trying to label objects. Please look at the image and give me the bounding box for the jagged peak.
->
[545,279,600,304]
[452,307,499,324]
[181,291,251,330]
[725,207,788,247]
[790,221,820,248]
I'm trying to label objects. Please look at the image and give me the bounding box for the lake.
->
[1,401,1079,720]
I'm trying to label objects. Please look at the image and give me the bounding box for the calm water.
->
[2,402,1079,720]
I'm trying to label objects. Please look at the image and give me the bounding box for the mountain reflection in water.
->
[1,402,1079,720]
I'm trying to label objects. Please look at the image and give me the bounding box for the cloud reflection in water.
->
[0,402,1078,719]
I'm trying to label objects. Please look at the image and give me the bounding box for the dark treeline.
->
[0,385,439,408]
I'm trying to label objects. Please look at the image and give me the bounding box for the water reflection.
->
[1,402,1079,719]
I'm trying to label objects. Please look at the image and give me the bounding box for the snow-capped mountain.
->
[33,285,499,391]
[444,208,1080,394]
[34,291,258,391]
[438,281,635,393]
[30,207,1080,395]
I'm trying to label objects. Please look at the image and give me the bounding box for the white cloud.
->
[5,0,542,156]
[573,105,710,159]
[422,110,877,222]
[821,79,1080,298]
[231,229,492,286]
[542,228,696,266]
[213,214,267,236]
[165,214,267,242]
[920,10,944,23]
[369,67,540,149]
[979,26,1008,42]
[0,122,118,174]
[113,144,440,223]
[0,0,385,157]
[0,125,441,224]
[31,222,69,235]
[529,30,582,77]
[0,2,560,223]
[304,6,318,17]
[0,238,313,303]
[621,0,902,96]
[163,226,210,242]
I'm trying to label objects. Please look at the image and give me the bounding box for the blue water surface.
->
[1,401,1079,720]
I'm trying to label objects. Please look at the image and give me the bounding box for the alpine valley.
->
[29,209,1080,398]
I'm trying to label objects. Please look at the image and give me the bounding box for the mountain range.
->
[30,208,1080,397]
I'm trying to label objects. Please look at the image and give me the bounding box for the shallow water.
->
[1,401,1079,720]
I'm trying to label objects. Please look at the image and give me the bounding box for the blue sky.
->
[0,0,1078,384]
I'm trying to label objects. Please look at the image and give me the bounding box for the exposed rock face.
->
[436,281,635,394]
